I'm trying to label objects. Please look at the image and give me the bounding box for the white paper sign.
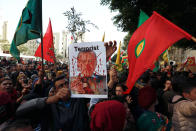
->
[69,42,107,98]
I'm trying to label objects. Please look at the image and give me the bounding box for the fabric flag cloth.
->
[102,32,105,42]
[138,10,160,72]
[115,41,121,65]
[137,10,149,28]
[121,56,129,68]
[10,0,42,60]
[34,19,55,63]
[162,50,169,63]
[184,57,196,66]
[125,11,192,94]
[152,61,160,72]
[121,56,128,64]
[115,42,123,71]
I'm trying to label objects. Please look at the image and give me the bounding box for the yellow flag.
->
[162,50,169,63]
[102,32,105,42]
[115,41,121,65]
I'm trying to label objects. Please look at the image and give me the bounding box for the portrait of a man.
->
[69,42,107,97]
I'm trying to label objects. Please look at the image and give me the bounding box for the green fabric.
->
[162,49,167,55]
[10,0,42,60]
[137,9,149,28]
[153,61,160,72]
[137,111,171,131]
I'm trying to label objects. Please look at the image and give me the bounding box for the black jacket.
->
[16,97,90,131]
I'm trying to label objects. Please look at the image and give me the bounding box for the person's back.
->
[172,80,196,131]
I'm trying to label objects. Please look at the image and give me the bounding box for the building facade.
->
[53,32,60,54]
[2,21,7,41]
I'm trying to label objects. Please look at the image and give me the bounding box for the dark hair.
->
[118,70,128,83]
[53,74,66,83]
[171,76,184,94]
[2,119,32,131]
[172,75,196,94]
[53,75,68,88]
[140,72,150,83]
[181,80,196,94]
[23,79,28,84]
[0,77,12,84]
[112,96,126,104]
[115,84,128,91]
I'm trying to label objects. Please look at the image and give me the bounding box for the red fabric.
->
[90,100,126,131]
[184,57,196,66]
[34,19,55,63]
[9,89,18,103]
[125,11,192,94]
[0,91,11,105]
[149,63,155,70]
[138,86,156,109]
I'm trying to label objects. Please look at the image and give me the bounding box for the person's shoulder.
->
[172,95,189,106]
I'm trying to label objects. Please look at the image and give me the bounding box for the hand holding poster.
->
[69,42,107,98]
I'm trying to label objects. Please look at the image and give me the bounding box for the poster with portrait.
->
[69,42,107,98]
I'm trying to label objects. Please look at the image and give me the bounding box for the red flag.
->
[34,19,55,63]
[71,36,74,40]
[184,57,196,66]
[125,11,192,94]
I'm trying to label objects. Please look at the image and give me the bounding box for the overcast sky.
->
[0,0,127,45]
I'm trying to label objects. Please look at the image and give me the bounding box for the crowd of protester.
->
[1,45,196,131]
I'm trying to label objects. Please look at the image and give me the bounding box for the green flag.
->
[137,9,149,28]
[10,0,42,60]
[137,10,160,72]
[153,61,160,72]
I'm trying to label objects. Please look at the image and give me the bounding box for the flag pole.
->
[40,32,45,86]
[30,30,44,88]
[40,0,45,89]
[191,36,196,43]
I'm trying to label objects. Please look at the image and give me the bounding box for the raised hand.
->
[104,41,117,61]
[46,88,71,104]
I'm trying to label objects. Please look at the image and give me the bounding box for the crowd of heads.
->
[1,55,196,131]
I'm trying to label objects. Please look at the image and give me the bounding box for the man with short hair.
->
[70,50,106,95]
[161,79,175,118]
[16,75,90,131]
[172,80,196,131]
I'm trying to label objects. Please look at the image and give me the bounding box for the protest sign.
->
[69,42,107,98]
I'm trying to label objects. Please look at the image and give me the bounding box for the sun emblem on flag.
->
[135,39,145,58]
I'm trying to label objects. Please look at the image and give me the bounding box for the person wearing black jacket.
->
[16,75,90,131]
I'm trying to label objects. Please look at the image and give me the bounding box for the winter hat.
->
[90,100,126,131]
[138,86,156,109]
